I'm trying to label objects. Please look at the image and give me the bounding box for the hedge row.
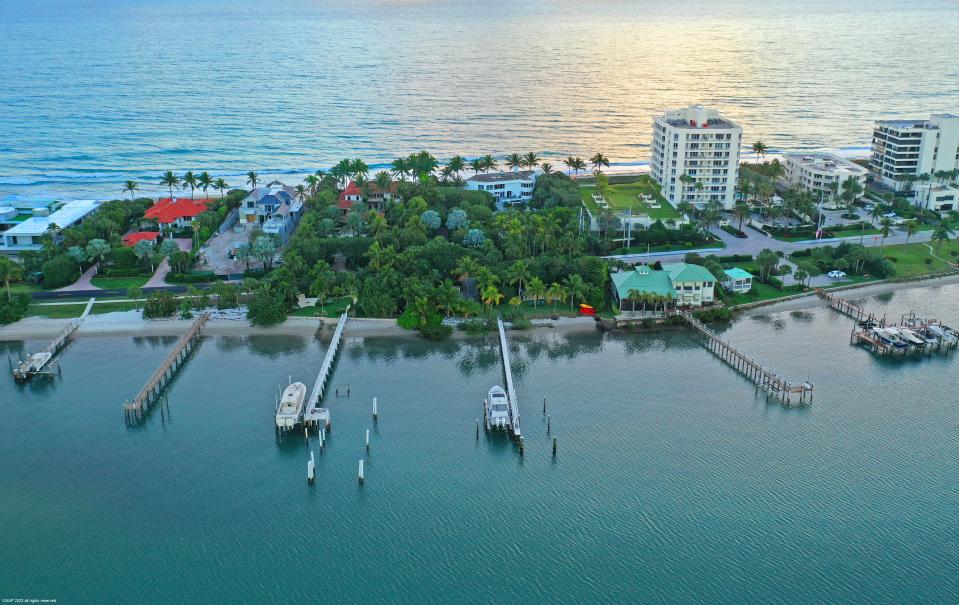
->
[166,272,215,284]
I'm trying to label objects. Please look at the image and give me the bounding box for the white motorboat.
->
[486,385,510,430]
[275,381,307,428]
[873,328,908,349]
[13,351,53,381]
[898,328,926,346]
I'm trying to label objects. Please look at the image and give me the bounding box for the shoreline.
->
[3,272,957,342]
[0,310,600,342]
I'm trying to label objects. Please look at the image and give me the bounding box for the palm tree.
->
[391,157,410,181]
[752,141,768,160]
[879,218,893,249]
[678,173,695,206]
[481,155,497,173]
[246,171,259,190]
[160,171,180,199]
[448,155,466,178]
[197,172,213,198]
[932,221,955,249]
[590,153,610,174]
[905,220,918,243]
[507,260,532,298]
[435,279,461,317]
[0,256,24,301]
[181,171,198,199]
[468,158,483,175]
[541,162,553,175]
[350,158,370,180]
[505,153,522,172]
[522,152,541,170]
[481,284,503,313]
[122,180,139,201]
[564,157,576,176]
[733,201,750,230]
[563,274,587,312]
[626,288,641,313]
[527,277,546,308]
[213,178,229,198]
[452,256,480,284]
[547,282,568,313]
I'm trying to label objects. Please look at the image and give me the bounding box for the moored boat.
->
[486,385,510,430]
[275,381,307,428]
[13,351,53,381]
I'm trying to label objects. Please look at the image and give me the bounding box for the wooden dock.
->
[814,289,958,356]
[12,298,95,381]
[495,318,522,439]
[679,312,813,406]
[123,313,209,423]
[300,310,349,430]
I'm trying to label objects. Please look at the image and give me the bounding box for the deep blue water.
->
[1,283,958,603]
[1,0,959,199]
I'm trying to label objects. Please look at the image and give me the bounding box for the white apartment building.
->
[651,105,742,210]
[465,170,536,207]
[782,152,868,209]
[870,114,959,191]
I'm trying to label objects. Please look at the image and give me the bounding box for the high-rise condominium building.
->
[651,105,742,210]
[870,114,959,191]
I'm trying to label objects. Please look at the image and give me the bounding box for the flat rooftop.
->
[467,170,535,183]
[783,152,868,175]
[3,200,99,236]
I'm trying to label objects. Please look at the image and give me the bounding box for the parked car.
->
[862,203,875,212]
[827,270,847,278]
[882,212,898,219]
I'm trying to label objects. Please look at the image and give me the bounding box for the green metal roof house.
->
[611,262,718,309]
[722,267,753,293]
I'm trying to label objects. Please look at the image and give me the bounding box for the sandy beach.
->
[0,310,600,342]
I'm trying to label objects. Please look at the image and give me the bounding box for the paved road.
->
[610,225,935,264]
[31,285,192,300]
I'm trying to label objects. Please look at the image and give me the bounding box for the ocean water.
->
[1,283,958,603]
[1,0,959,199]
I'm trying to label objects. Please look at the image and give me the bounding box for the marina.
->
[122,312,209,424]
[815,289,959,356]
[11,298,94,381]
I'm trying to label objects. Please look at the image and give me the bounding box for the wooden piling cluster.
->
[679,312,813,406]
[123,313,209,423]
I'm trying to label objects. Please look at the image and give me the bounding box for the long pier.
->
[123,313,209,423]
[814,288,958,355]
[13,298,95,381]
[680,312,813,406]
[300,310,349,429]
[496,318,522,439]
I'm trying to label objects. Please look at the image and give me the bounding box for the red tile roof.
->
[337,182,363,209]
[122,231,160,247]
[144,197,212,224]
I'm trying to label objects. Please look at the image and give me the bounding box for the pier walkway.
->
[302,310,349,428]
[679,312,813,406]
[123,313,209,423]
[496,318,522,439]
[12,298,94,381]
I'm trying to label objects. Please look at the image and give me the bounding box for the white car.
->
[882,212,898,219]
[827,270,847,279]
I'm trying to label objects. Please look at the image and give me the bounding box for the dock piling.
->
[365,428,370,452]
[372,397,378,421]
[358,459,364,485]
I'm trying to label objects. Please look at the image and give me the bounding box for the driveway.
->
[144,238,193,288]
[56,265,102,292]
[195,229,249,276]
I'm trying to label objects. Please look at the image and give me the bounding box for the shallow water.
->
[2,282,958,603]
[1,0,959,198]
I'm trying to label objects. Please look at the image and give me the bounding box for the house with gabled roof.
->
[337,180,401,213]
[611,262,717,310]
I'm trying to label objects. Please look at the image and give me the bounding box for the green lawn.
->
[611,239,726,255]
[581,176,680,221]
[881,241,957,278]
[90,301,141,314]
[9,283,43,294]
[289,297,352,317]
[90,276,150,290]
[27,304,86,319]
[726,281,792,306]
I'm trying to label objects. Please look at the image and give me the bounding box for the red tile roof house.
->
[144,198,212,230]
[337,181,400,213]
[121,231,161,247]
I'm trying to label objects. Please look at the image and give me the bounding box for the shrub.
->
[768,276,785,290]
[458,318,493,333]
[510,318,533,330]
[418,323,452,340]
[143,291,177,319]
[166,272,215,284]
[40,254,81,289]
[397,309,420,330]
[791,249,812,258]
[950,250,958,257]
[925,257,933,265]
[0,293,30,324]
[716,254,753,263]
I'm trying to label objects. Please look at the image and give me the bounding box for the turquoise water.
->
[2,0,959,198]
[2,283,958,603]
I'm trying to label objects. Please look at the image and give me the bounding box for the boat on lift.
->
[275,381,307,429]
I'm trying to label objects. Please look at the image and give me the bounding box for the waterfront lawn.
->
[27,304,86,319]
[725,281,790,306]
[89,301,140,314]
[581,176,680,221]
[289,297,352,317]
[881,241,957,278]
[90,276,150,290]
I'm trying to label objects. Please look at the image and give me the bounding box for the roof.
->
[782,152,868,176]
[662,262,718,284]
[2,200,100,236]
[467,170,536,183]
[145,197,212,224]
[724,267,753,280]
[122,231,160,246]
[337,181,363,209]
[611,265,676,300]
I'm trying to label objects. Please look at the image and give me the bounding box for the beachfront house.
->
[610,262,718,313]
[239,185,304,242]
[722,267,753,294]
[1,199,101,254]
[337,180,401,213]
[144,197,212,231]
[465,170,536,208]
[122,231,161,247]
